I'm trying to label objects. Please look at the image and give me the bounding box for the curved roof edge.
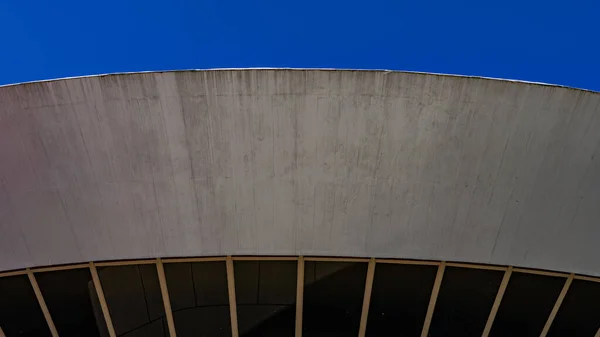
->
[1,68,598,94]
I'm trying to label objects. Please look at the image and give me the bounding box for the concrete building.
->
[0,69,599,337]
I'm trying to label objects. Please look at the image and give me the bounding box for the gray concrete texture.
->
[0,69,598,275]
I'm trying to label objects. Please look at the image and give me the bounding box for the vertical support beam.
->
[358,258,376,337]
[156,259,177,337]
[482,266,513,337]
[539,274,574,337]
[89,262,117,337]
[420,261,446,337]
[27,269,59,337]
[226,256,239,337]
[295,256,305,337]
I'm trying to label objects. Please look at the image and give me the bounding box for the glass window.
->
[36,268,106,337]
[490,272,565,337]
[164,261,231,337]
[162,262,195,312]
[547,279,600,337]
[303,261,368,337]
[0,274,52,337]
[234,261,297,337]
[428,267,504,337]
[97,264,167,337]
[366,263,439,337]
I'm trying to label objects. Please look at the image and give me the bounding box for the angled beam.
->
[0,269,27,278]
[512,268,569,278]
[89,262,117,337]
[162,257,226,263]
[376,259,440,266]
[358,258,376,337]
[482,266,513,337]
[26,269,59,337]
[574,275,600,283]
[156,259,177,337]
[420,261,446,337]
[595,327,600,337]
[539,274,574,337]
[226,256,239,337]
[94,259,156,267]
[32,264,89,273]
[0,326,5,337]
[304,257,370,263]
[232,256,298,261]
[296,256,305,337]
[445,262,507,271]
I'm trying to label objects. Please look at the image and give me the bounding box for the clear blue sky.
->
[1,0,599,91]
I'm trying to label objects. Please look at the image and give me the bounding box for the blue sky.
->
[1,0,599,91]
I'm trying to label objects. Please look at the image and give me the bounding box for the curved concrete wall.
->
[0,69,598,275]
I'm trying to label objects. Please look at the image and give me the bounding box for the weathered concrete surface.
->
[0,69,598,275]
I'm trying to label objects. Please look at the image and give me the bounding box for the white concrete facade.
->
[0,69,598,275]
